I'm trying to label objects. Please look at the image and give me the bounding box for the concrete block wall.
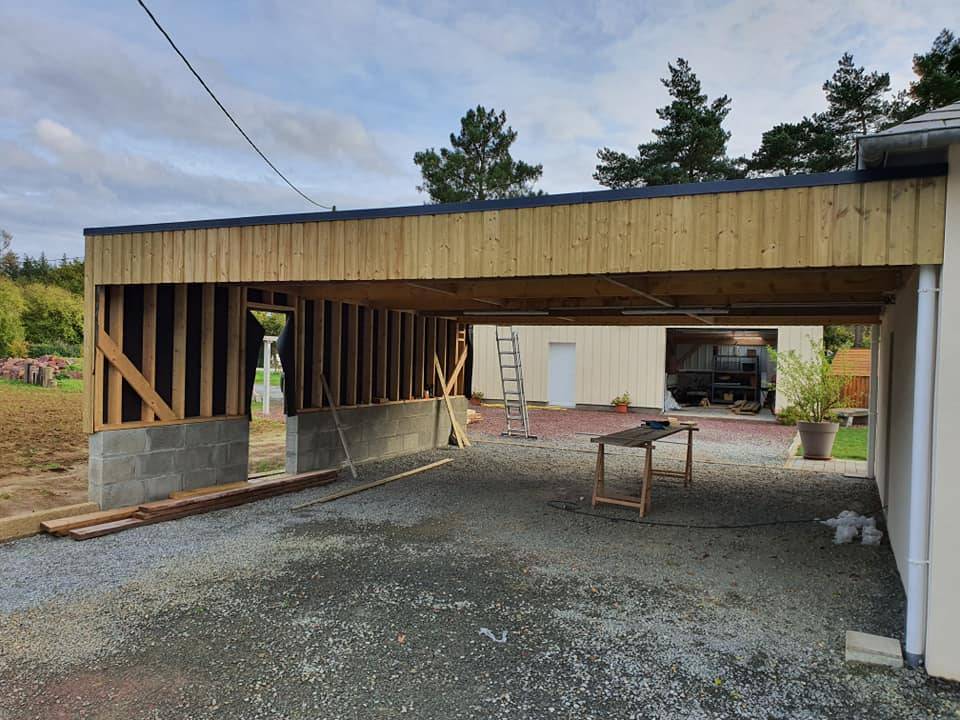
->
[89,418,249,509]
[286,397,467,474]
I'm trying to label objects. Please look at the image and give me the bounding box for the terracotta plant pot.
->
[797,420,840,460]
[469,397,482,406]
[614,403,628,414]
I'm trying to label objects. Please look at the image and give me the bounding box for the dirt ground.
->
[249,414,287,474]
[1,439,958,719]
[0,380,88,518]
[0,381,291,519]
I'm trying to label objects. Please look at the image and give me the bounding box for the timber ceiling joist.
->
[247,266,901,326]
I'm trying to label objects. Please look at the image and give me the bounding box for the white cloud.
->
[0,0,953,256]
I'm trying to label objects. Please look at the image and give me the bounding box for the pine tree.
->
[413,106,543,203]
[748,53,893,174]
[822,53,892,140]
[746,118,845,176]
[893,29,960,120]
[594,59,743,188]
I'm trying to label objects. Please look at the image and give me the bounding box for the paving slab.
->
[846,630,904,668]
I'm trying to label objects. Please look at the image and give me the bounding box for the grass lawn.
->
[254,368,283,386]
[797,425,868,460]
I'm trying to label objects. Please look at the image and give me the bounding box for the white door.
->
[548,343,576,407]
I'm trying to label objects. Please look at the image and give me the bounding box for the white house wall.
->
[472,325,667,409]
[926,144,960,680]
[774,326,824,412]
[874,269,919,587]
[472,325,821,410]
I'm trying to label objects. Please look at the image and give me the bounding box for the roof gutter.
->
[858,129,960,169]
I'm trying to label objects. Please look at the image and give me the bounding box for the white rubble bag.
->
[821,510,884,545]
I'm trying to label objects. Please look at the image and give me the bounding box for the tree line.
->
[0,230,84,358]
[2,29,955,359]
[414,29,959,199]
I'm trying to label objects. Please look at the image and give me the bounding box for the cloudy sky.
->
[0,1,952,258]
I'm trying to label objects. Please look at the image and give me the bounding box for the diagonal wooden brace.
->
[97,327,177,422]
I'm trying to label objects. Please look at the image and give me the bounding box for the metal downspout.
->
[905,265,939,667]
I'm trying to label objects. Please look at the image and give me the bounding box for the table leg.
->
[685,428,694,487]
[592,443,605,507]
[640,443,653,517]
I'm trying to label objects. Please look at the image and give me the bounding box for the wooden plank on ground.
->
[291,458,453,511]
[41,506,138,535]
[69,517,146,540]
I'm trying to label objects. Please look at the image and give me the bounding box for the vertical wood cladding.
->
[298,299,463,410]
[91,282,464,430]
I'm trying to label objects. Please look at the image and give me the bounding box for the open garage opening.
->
[665,327,779,422]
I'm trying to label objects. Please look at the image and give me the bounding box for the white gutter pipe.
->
[905,265,939,667]
[866,324,880,480]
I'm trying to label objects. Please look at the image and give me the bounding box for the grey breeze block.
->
[286,397,467,474]
[89,418,250,509]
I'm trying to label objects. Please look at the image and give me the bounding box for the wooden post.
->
[345,303,358,406]
[93,286,105,430]
[401,312,413,400]
[172,285,187,418]
[413,315,425,399]
[200,284,215,417]
[226,287,242,416]
[311,300,324,408]
[263,337,272,416]
[328,301,342,406]
[376,309,388,400]
[107,286,124,425]
[141,284,157,422]
[360,307,374,404]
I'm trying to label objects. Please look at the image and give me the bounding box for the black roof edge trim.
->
[83,164,948,236]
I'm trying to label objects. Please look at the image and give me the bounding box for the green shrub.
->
[20,283,83,346]
[775,405,804,426]
[0,277,25,357]
[770,341,849,423]
[28,341,83,358]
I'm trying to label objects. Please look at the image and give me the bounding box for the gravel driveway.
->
[1,443,957,719]
[471,406,797,467]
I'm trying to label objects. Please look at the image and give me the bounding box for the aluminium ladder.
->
[495,326,535,438]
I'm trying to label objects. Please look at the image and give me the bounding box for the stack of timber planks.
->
[40,470,339,541]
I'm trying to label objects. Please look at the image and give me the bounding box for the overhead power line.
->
[136,0,334,210]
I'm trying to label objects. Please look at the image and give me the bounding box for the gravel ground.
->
[472,405,797,467]
[1,442,958,719]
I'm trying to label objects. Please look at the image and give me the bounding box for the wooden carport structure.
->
[82,164,945,435]
[80,108,960,679]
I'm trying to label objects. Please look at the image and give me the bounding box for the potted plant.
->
[611,391,631,414]
[470,390,484,406]
[772,341,849,460]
